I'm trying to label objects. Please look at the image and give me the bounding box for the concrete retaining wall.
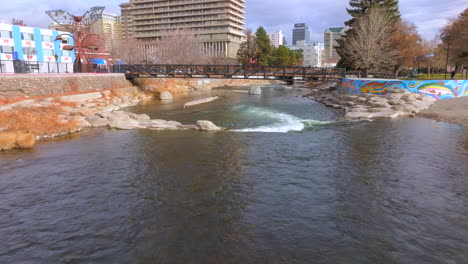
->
[340,78,468,99]
[0,74,279,100]
[0,73,132,98]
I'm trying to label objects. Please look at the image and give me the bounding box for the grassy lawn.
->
[401,73,467,80]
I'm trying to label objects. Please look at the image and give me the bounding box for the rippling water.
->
[0,86,467,263]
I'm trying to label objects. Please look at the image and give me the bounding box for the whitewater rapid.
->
[230,105,332,133]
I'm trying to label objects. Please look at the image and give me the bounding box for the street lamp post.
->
[444,39,450,80]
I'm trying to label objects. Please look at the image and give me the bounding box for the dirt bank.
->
[418,97,468,126]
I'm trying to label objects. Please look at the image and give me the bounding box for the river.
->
[0,86,467,263]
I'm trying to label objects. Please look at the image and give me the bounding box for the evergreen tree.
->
[345,0,400,26]
[255,27,272,66]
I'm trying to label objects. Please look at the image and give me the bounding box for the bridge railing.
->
[113,64,346,81]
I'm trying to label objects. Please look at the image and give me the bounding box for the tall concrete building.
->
[292,23,310,46]
[290,40,323,67]
[120,0,246,58]
[323,27,347,66]
[120,2,134,39]
[270,30,283,48]
[89,13,123,52]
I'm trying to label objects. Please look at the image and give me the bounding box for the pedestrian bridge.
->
[119,64,345,82]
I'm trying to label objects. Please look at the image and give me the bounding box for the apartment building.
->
[323,27,347,65]
[0,23,75,73]
[270,30,283,48]
[290,40,323,67]
[90,13,123,51]
[120,0,246,58]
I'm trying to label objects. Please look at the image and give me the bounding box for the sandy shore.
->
[418,97,468,126]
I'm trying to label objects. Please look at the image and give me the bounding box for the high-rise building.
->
[290,40,323,67]
[270,30,283,48]
[120,0,246,58]
[292,23,310,46]
[323,27,347,65]
[89,13,123,51]
[120,2,133,39]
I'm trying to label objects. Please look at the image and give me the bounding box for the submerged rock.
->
[184,96,219,108]
[160,91,173,101]
[249,86,262,95]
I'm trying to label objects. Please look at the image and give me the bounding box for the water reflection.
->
[0,89,467,263]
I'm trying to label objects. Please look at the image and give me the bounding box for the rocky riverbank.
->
[0,89,224,151]
[306,83,437,120]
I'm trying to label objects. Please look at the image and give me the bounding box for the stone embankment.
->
[306,83,436,119]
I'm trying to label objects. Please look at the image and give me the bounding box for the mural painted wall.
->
[340,79,468,100]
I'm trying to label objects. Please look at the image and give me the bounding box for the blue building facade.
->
[0,23,75,73]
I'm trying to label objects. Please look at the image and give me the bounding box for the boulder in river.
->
[196,120,225,131]
[160,91,173,101]
[249,86,262,95]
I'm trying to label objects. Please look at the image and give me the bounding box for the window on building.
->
[42,35,53,42]
[21,32,34,41]
[43,49,54,56]
[22,47,36,55]
[0,30,12,39]
[0,46,15,54]
[62,50,71,57]
[61,38,70,44]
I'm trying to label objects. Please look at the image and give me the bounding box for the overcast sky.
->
[0,0,466,43]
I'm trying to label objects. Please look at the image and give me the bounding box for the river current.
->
[0,86,467,263]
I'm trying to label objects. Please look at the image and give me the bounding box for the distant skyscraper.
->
[283,37,287,46]
[290,40,323,67]
[270,30,283,48]
[292,23,310,46]
[323,27,348,66]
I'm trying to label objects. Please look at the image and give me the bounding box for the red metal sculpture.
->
[45,7,105,72]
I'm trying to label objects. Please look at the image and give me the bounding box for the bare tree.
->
[440,8,468,68]
[111,30,214,65]
[146,30,211,64]
[337,8,398,76]
[236,29,258,65]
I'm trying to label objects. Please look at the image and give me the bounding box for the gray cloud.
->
[0,0,465,43]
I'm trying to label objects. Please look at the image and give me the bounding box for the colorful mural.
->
[340,79,468,100]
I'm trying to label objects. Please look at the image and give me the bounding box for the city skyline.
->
[0,0,466,44]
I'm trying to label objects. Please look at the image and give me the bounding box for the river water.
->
[0,86,467,263]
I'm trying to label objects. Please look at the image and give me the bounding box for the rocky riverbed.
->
[306,84,437,120]
[0,89,224,151]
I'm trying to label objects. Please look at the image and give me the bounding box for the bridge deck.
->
[118,64,345,82]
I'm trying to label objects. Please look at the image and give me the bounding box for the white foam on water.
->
[231,106,331,133]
